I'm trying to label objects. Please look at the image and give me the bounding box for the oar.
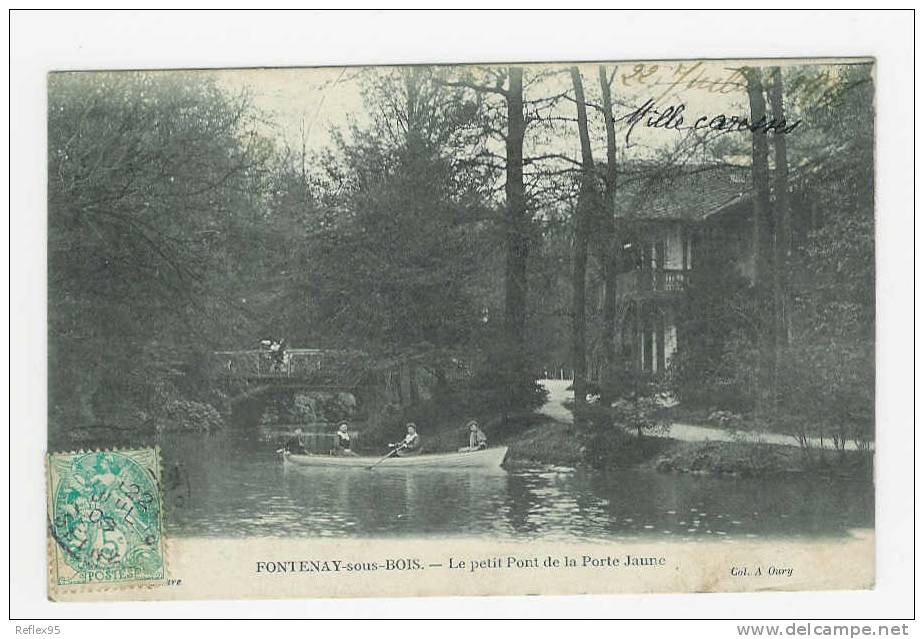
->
[367,445,403,470]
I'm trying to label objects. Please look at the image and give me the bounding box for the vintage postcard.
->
[46,58,875,601]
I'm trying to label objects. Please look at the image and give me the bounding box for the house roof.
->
[613,143,862,223]
[614,163,753,222]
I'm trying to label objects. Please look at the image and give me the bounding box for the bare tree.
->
[597,65,621,403]
[744,67,774,287]
[436,67,530,358]
[769,66,792,346]
[504,68,530,356]
[768,65,794,421]
[569,67,596,417]
[744,66,776,416]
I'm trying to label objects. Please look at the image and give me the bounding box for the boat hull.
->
[284,446,508,470]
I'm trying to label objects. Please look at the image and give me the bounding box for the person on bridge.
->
[269,338,286,372]
[392,423,421,457]
[458,420,488,453]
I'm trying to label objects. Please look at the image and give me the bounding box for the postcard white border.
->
[8,7,915,624]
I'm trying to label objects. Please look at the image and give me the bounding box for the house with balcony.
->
[591,156,834,387]
[589,163,755,381]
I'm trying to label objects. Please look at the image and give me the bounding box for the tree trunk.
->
[744,67,775,416]
[504,67,528,360]
[598,65,620,404]
[745,67,773,287]
[569,67,595,419]
[769,66,792,346]
[768,66,792,420]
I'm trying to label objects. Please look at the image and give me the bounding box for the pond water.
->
[158,432,873,540]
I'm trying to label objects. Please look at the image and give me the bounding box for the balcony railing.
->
[617,268,689,296]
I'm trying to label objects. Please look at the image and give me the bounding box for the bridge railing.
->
[210,349,370,386]
[210,348,476,395]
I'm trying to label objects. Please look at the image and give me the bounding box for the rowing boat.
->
[283,446,508,470]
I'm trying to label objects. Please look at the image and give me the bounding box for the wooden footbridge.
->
[208,346,474,406]
[208,348,373,392]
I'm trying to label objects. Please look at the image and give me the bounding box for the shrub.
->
[576,390,673,467]
[610,396,671,439]
[155,400,225,432]
[707,409,741,428]
[468,354,548,415]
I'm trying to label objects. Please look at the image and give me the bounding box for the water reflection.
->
[159,432,873,540]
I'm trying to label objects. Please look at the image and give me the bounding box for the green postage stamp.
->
[47,448,166,590]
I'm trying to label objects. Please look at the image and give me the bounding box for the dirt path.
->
[536,379,867,451]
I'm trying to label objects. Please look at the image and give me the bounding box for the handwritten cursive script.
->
[618,98,802,148]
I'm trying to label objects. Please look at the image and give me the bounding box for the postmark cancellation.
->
[46,448,166,592]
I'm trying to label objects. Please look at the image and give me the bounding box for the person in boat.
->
[284,428,309,455]
[336,422,357,456]
[391,423,421,457]
[458,420,488,452]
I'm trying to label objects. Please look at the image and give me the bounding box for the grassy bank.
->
[502,419,584,466]
[647,439,873,480]
[500,417,872,481]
